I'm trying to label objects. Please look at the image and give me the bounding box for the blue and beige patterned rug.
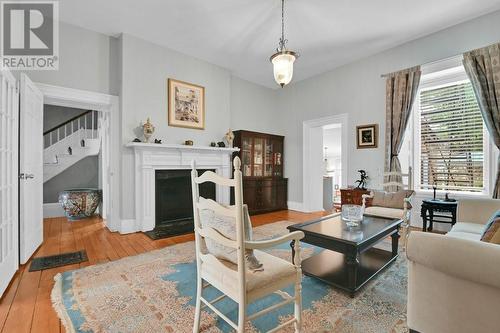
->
[52,221,408,333]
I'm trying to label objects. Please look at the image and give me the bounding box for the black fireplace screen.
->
[151,169,215,239]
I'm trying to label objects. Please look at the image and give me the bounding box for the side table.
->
[420,199,458,232]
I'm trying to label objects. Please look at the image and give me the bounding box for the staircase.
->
[43,110,101,183]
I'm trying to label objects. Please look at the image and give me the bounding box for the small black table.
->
[420,199,458,232]
[287,214,402,297]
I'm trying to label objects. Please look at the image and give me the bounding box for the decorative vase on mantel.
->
[225,128,235,148]
[142,118,155,143]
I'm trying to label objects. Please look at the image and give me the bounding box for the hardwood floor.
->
[0,210,327,333]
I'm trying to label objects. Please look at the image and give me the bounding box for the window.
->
[410,60,492,194]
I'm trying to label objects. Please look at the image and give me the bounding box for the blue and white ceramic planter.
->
[59,188,101,220]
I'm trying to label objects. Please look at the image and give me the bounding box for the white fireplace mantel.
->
[125,142,239,232]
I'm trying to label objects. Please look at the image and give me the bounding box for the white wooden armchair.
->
[191,157,305,333]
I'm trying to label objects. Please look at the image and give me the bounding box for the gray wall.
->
[277,9,500,204]
[31,9,500,219]
[229,76,281,134]
[25,25,279,220]
[119,34,279,219]
[43,156,99,203]
[15,22,117,94]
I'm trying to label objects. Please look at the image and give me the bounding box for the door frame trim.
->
[302,114,348,212]
[36,83,120,232]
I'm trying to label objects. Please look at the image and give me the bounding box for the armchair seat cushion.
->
[450,222,486,235]
[371,190,414,209]
[201,250,297,302]
[364,206,404,219]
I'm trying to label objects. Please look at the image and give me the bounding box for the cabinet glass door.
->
[265,139,273,177]
[253,138,263,177]
[273,140,283,177]
[242,137,252,177]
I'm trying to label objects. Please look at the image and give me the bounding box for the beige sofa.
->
[406,198,500,333]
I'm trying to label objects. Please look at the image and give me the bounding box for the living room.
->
[1,1,500,332]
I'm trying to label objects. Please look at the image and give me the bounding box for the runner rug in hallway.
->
[52,221,408,333]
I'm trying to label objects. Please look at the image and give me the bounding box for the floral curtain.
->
[384,66,421,192]
[463,43,500,198]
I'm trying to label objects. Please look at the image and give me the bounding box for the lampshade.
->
[271,51,297,87]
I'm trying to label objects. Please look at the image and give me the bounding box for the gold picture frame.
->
[168,78,205,130]
[356,124,378,149]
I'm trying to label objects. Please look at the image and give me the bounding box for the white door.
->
[0,69,19,297]
[98,112,109,219]
[19,74,43,264]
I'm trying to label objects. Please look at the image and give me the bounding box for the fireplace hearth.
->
[144,169,215,240]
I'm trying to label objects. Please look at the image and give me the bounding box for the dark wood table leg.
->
[391,229,400,257]
[346,251,359,297]
[428,209,434,232]
[290,240,296,264]
[420,205,427,232]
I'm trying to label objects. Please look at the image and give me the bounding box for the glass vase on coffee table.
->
[341,204,364,227]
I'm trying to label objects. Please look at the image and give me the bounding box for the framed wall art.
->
[168,78,205,130]
[356,124,378,149]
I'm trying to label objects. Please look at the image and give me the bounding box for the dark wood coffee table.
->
[287,214,402,296]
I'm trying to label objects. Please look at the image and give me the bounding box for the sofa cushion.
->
[371,190,414,209]
[446,231,482,241]
[450,222,486,235]
[364,206,404,219]
[481,217,500,244]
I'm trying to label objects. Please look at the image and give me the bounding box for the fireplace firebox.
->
[144,169,215,240]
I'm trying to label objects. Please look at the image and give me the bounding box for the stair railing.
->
[43,110,98,149]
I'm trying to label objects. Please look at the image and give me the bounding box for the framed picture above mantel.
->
[167,78,205,130]
[356,124,378,149]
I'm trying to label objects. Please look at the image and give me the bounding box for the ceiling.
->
[58,0,500,88]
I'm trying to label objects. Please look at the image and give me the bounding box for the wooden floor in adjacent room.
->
[0,210,327,333]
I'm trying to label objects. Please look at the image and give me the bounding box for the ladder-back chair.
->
[191,157,305,333]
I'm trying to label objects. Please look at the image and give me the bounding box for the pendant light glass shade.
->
[270,0,298,88]
[271,51,297,87]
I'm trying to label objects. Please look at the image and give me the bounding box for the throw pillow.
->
[371,190,414,209]
[198,197,263,271]
[481,210,500,245]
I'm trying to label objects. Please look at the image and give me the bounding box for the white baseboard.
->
[119,219,137,234]
[287,201,306,212]
[43,203,65,218]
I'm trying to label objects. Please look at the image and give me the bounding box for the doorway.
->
[37,83,120,233]
[323,124,343,211]
[42,106,103,219]
[303,114,348,212]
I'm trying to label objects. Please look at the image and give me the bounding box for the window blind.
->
[419,81,484,192]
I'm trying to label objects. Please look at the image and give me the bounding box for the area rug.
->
[52,221,408,333]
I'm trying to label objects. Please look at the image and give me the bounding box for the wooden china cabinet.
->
[231,130,287,215]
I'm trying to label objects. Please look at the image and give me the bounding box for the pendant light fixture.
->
[270,0,298,88]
